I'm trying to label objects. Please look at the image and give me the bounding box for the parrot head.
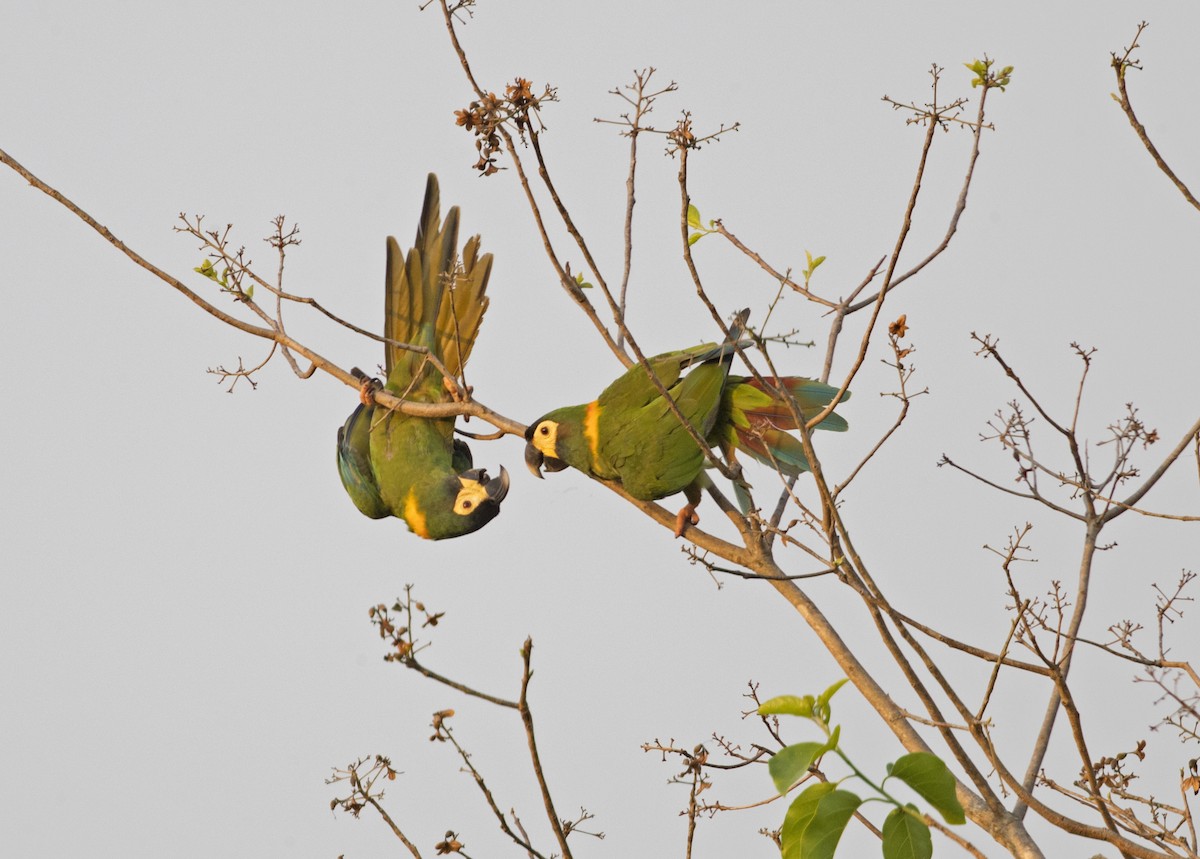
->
[412,465,511,539]
[523,408,585,478]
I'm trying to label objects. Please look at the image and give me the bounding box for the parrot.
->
[523,312,849,535]
[336,173,509,539]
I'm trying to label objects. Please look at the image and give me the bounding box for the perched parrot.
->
[336,174,509,539]
[524,312,849,535]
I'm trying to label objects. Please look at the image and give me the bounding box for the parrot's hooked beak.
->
[523,436,569,479]
[524,442,546,479]
[462,465,511,504]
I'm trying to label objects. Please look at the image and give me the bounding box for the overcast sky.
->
[3,2,1198,857]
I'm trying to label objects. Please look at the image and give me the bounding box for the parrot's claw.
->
[357,374,382,406]
[673,504,700,538]
[444,377,473,403]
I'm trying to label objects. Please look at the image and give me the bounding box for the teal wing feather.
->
[337,404,389,519]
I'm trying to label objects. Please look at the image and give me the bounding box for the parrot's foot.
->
[444,376,473,403]
[358,375,382,406]
[673,504,700,538]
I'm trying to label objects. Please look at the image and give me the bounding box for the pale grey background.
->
[2,2,1197,857]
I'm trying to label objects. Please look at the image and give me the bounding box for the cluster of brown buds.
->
[454,77,556,175]
[1087,740,1147,791]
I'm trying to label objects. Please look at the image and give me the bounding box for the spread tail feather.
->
[730,425,813,476]
[721,375,850,476]
[734,376,850,432]
[384,174,492,379]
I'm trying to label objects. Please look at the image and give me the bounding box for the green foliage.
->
[782,783,863,859]
[882,807,933,859]
[195,258,252,299]
[760,694,816,718]
[759,681,963,858]
[802,250,826,288]
[686,202,716,245]
[965,57,1013,91]
[886,754,964,825]
[769,742,829,793]
[573,269,593,289]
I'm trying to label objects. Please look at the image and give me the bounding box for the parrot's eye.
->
[462,499,473,511]
[538,425,549,435]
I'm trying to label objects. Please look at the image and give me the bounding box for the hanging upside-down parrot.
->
[523,311,849,536]
[336,173,509,539]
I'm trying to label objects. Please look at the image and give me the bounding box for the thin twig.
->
[1111,22,1200,213]
[518,639,573,859]
[366,797,425,858]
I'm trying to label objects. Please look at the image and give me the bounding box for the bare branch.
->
[1111,22,1200,213]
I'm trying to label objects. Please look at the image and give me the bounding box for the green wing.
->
[598,319,747,500]
[596,341,731,415]
[336,403,389,519]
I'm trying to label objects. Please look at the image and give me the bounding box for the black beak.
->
[485,465,510,504]
[525,442,546,479]
[461,466,510,505]
[524,442,569,479]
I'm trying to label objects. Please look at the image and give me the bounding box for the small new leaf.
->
[687,203,702,229]
[964,57,1013,91]
[574,271,593,290]
[815,678,847,720]
[801,250,826,285]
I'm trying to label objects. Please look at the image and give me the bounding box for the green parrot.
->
[336,173,509,539]
[524,312,849,535]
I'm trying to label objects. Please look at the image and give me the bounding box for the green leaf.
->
[810,254,826,271]
[815,678,847,719]
[769,742,825,793]
[687,203,702,229]
[887,753,965,825]
[882,807,932,859]
[759,695,815,718]
[781,784,862,859]
[781,782,834,858]
[244,283,254,300]
[195,260,217,280]
[688,231,704,246]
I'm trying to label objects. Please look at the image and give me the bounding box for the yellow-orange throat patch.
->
[403,489,430,539]
[583,400,601,465]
